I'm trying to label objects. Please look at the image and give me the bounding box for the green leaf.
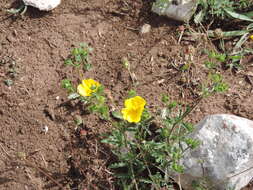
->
[139,178,153,184]
[109,162,127,169]
[215,54,226,62]
[4,79,13,86]
[127,90,136,98]
[64,59,73,66]
[210,73,222,83]
[112,111,123,120]
[244,11,253,18]
[225,9,253,22]
[68,93,80,100]
[207,30,249,38]
[194,9,205,24]
[161,94,169,103]
[204,61,217,69]
[171,162,184,173]
[72,48,79,56]
[182,122,194,132]
[75,54,82,63]
[214,82,229,93]
[84,63,92,71]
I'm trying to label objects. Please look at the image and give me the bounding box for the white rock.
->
[42,125,48,134]
[176,114,253,190]
[152,0,197,22]
[140,24,151,34]
[23,0,61,11]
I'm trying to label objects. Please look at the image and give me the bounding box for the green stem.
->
[167,97,202,144]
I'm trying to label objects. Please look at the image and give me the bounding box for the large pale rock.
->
[177,114,253,190]
[152,0,197,22]
[23,0,61,11]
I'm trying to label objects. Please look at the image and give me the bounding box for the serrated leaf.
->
[68,93,80,100]
[111,111,123,120]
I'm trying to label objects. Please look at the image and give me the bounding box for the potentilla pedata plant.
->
[62,75,228,189]
[102,92,200,189]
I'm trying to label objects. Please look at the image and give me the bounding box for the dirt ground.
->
[0,0,253,190]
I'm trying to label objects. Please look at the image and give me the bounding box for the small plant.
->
[61,79,75,93]
[192,0,253,57]
[205,49,244,71]
[102,93,200,189]
[63,78,109,120]
[1,57,19,87]
[201,62,229,97]
[195,0,253,23]
[64,43,93,71]
[61,75,228,189]
[5,3,27,15]
[201,51,229,97]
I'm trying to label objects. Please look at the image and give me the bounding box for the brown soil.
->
[0,0,253,190]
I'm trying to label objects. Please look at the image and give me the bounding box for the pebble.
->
[23,0,61,11]
[42,125,48,134]
[140,24,151,34]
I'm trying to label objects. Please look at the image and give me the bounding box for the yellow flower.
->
[250,35,253,40]
[77,79,100,97]
[121,96,146,123]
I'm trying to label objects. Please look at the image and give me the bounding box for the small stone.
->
[42,126,48,134]
[23,0,61,11]
[152,0,198,22]
[140,24,151,34]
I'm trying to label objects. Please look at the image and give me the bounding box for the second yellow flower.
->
[121,96,146,123]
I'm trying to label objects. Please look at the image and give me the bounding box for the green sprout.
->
[64,43,93,71]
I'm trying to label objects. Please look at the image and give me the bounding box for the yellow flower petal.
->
[121,96,146,123]
[77,84,90,96]
[250,35,253,40]
[77,79,101,97]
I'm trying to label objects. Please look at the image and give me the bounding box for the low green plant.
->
[195,0,253,23]
[205,49,244,71]
[61,79,75,93]
[61,75,228,190]
[194,0,253,56]
[5,3,27,15]
[102,93,200,189]
[64,43,93,71]
[62,78,109,120]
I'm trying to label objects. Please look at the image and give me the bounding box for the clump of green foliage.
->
[204,49,244,71]
[61,40,231,189]
[102,92,200,189]
[101,72,228,189]
[201,50,229,97]
[62,79,109,120]
[195,0,253,22]
[64,43,93,71]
